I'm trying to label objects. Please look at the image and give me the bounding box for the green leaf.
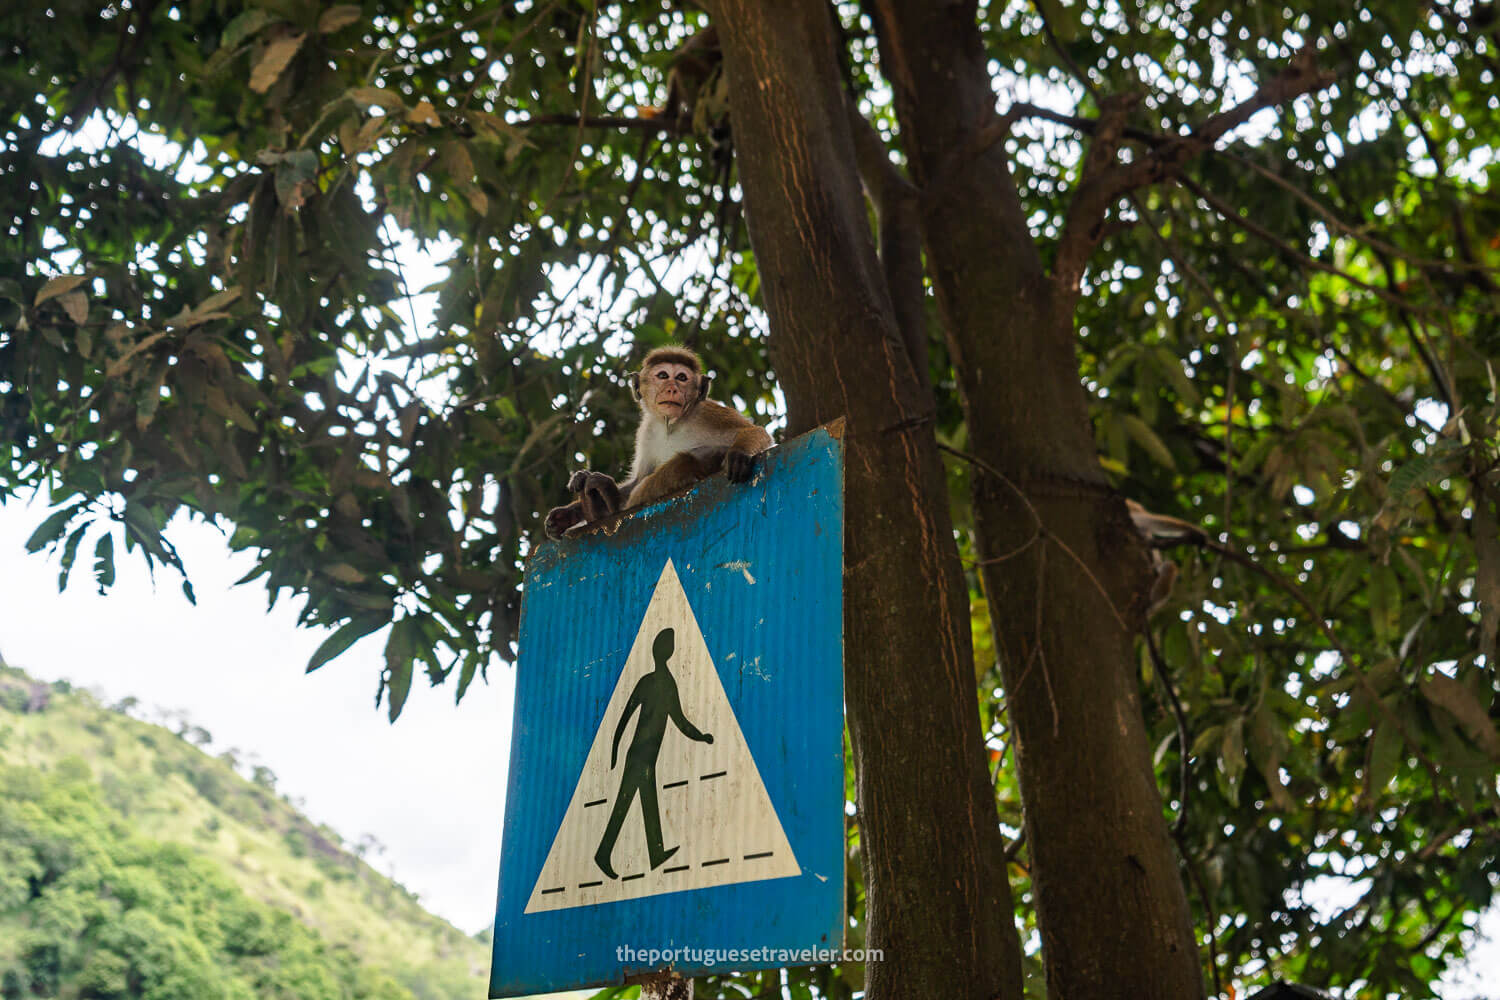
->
[1366,718,1402,796]
[1369,564,1401,645]
[93,534,115,592]
[307,613,390,674]
[1420,673,1500,760]
[1151,346,1200,406]
[1387,454,1438,503]
[56,523,89,591]
[1216,717,1246,806]
[1121,414,1176,470]
[454,652,481,704]
[122,503,177,570]
[1035,0,1083,41]
[383,617,418,722]
[26,502,84,553]
[221,9,272,48]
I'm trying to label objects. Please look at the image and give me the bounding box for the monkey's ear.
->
[629,371,642,401]
[698,374,713,401]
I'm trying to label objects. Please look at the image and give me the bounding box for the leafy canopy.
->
[3,0,1500,996]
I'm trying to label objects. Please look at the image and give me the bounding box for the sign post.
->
[490,425,845,998]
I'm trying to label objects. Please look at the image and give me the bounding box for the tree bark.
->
[869,2,1205,998]
[707,3,1024,998]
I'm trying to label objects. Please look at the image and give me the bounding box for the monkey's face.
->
[643,362,698,422]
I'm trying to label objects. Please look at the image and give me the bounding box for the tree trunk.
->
[870,2,1205,997]
[708,3,1024,999]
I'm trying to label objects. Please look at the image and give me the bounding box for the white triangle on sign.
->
[524,558,800,913]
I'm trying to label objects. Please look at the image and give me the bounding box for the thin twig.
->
[1173,833,1224,999]
[1146,628,1193,837]
[937,443,1131,634]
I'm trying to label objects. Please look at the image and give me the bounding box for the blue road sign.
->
[490,426,845,997]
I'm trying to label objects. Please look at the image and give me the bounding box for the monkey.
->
[544,346,772,540]
[1126,499,1206,617]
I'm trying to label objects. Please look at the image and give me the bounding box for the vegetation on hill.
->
[0,664,488,1000]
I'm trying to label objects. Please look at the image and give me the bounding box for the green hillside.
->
[0,663,490,1000]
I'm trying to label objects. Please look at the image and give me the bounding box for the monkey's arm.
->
[723,424,772,482]
[543,470,628,538]
[543,499,586,540]
[625,449,723,508]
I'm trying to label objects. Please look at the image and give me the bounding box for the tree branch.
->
[1053,48,1333,294]
[1176,174,1445,315]
[510,113,688,134]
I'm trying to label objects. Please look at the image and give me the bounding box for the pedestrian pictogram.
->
[490,424,845,998]
[525,560,800,914]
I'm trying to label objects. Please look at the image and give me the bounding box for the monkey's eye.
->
[674,373,690,382]
[654,371,669,379]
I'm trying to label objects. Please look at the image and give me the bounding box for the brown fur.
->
[543,346,771,539]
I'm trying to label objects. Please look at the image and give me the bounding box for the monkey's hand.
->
[567,469,593,495]
[575,471,623,521]
[544,502,585,540]
[724,448,758,483]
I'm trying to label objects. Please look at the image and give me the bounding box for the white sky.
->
[0,497,514,934]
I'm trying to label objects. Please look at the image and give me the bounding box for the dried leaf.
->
[441,139,474,181]
[348,86,405,113]
[59,289,88,325]
[317,5,362,33]
[322,562,369,584]
[105,331,169,378]
[349,115,387,153]
[194,286,242,314]
[203,385,258,432]
[34,274,88,306]
[466,186,489,216]
[249,33,306,93]
[407,99,440,126]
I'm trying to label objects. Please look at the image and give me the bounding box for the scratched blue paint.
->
[489,427,845,997]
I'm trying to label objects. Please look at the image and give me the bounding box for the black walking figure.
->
[594,627,714,879]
